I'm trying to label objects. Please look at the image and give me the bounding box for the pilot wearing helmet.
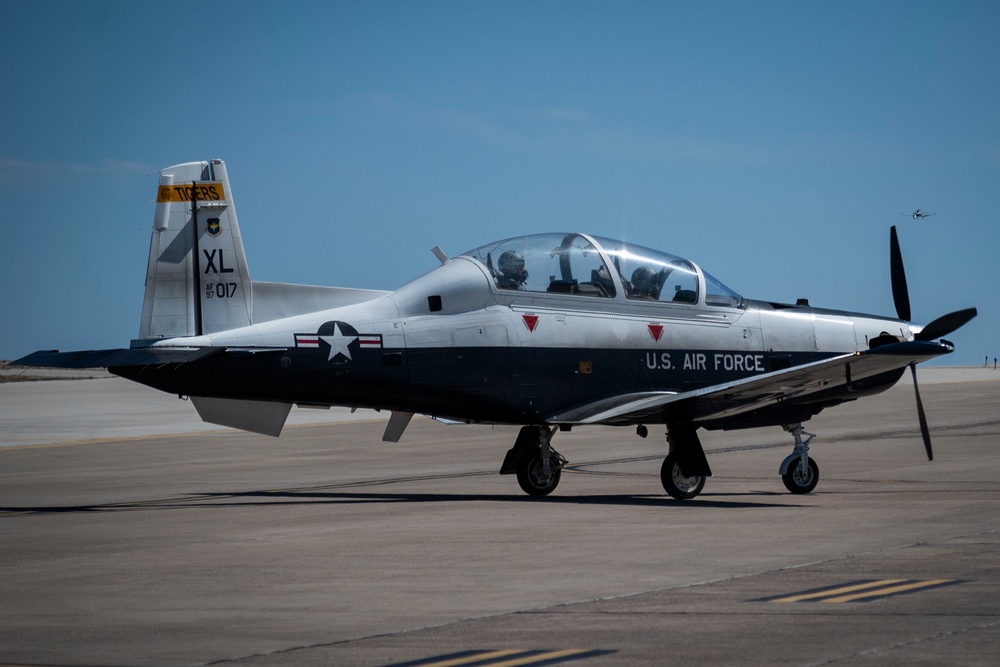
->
[630,265,659,299]
[497,250,528,290]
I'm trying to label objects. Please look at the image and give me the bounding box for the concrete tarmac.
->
[2,369,999,666]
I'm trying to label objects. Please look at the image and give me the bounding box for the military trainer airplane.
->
[904,209,936,220]
[16,159,977,500]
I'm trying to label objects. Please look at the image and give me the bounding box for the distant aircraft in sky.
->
[15,160,977,501]
[903,209,936,220]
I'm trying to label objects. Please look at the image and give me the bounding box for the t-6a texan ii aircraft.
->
[17,159,977,500]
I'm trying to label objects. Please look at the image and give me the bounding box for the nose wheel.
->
[782,456,819,493]
[779,424,819,494]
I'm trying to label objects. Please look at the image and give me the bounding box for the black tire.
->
[660,453,706,500]
[782,457,819,494]
[516,454,561,496]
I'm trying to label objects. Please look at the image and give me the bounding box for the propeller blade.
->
[890,226,911,322]
[914,307,978,342]
[910,364,933,461]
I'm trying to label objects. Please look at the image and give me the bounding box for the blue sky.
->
[2,1,997,365]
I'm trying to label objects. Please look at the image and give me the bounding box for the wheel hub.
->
[672,465,703,493]
[791,464,812,485]
[529,459,556,487]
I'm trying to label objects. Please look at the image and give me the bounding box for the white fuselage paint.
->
[153,253,913,385]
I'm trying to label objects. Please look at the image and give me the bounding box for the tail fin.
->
[138,159,252,340]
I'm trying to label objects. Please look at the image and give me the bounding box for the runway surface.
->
[2,369,999,666]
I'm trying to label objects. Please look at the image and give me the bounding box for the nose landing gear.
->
[779,424,819,494]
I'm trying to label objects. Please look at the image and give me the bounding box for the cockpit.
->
[462,233,743,308]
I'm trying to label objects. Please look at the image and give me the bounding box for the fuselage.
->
[119,233,914,429]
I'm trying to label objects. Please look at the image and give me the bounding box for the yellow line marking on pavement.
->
[488,650,591,667]
[822,579,954,603]
[770,579,906,603]
[418,649,524,666]
[392,649,600,667]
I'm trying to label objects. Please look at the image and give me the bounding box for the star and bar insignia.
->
[294,322,383,362]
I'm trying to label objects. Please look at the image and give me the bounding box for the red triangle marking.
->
[648,324,664,342]
[523,314,539,332]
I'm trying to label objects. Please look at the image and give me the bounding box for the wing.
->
[548,340,952,426]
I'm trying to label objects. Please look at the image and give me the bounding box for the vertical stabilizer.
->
[139,159,253,340]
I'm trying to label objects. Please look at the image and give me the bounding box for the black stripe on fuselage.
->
[110,346,870,426]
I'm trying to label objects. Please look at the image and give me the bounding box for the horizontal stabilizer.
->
[13,347,221,369]
[190,396,292,437]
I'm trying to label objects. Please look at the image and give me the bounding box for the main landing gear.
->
[500,425,567,496]
[659,424,712,500]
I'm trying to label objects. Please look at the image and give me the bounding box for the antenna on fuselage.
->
[431,246,450,265]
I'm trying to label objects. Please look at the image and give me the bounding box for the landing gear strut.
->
[500,425,566,496]
[779,424,819,494]
[660,424,711,500]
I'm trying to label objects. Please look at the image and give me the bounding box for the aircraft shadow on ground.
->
[2,490,802,515]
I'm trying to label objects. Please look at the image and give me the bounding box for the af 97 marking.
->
[205,282,238,299]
